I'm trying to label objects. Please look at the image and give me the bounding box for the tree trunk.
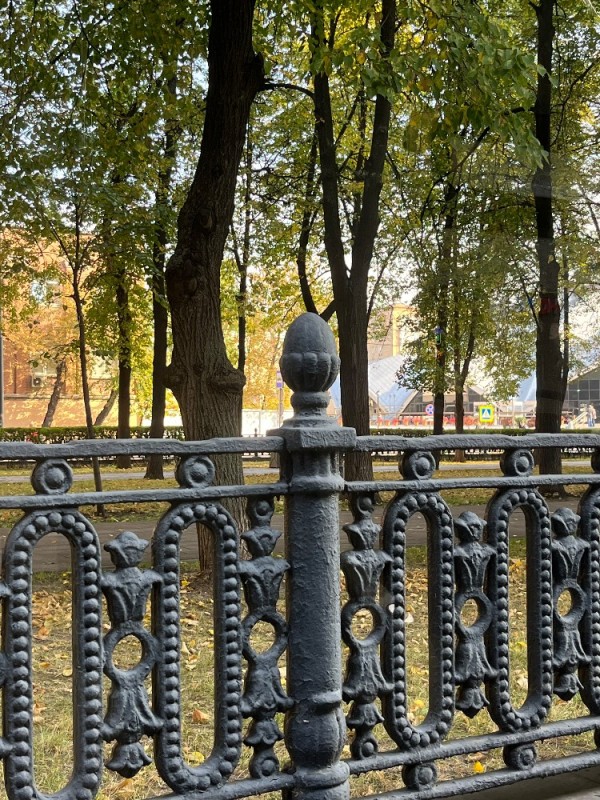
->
[165,0,263,569]
[94,387,118,425]
[337,293,372,481]
[116,274,132,469]
[533,0,565,477]
[145,73,178,480]
[145,275,169,480]
[310,0,395,482]
[433,180,458,437]
[73,274,104,513]
[42,358,66,427]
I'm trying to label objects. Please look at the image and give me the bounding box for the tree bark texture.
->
[311,0,395,482]
[42,358,66,427]
[533,0,564,476]
[73,272,104,509]
[116,272,132,469]
[165,0,263,565]
[94,387,118,426]
[433,180,457,436]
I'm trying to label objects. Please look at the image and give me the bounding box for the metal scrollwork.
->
[0,581,11,758]
[239,496,292,778]
[454,512,496,718]
[577,456,600,714]
[101,531,163,777]
[2,501,103,800]
[341,493,392,758]
[487,449,553,738]
[382,451,455,754]
[153,456,243,794]
[551,508,590,700]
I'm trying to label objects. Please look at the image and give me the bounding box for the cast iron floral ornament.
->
[454,512,497,717]
[101,531,163,777]
[551,507,590,700]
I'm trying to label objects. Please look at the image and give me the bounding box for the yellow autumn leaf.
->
[473,761,486,774]
[62,667,73,677]
[115,778,136,798]
[187,751,205,765]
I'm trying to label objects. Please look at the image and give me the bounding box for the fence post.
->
[276,313,356,800]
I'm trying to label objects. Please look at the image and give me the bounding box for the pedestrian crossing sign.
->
[479,405,495,424]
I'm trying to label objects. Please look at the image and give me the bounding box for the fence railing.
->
[1,312,600,800]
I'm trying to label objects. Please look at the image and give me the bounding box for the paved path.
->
[0,460,591,483]
[2,497,580,573]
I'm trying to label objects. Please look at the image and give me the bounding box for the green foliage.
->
[1,0,598,435]
[0,425,186,443]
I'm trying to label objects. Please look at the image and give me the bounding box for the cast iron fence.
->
[1,312,600,799]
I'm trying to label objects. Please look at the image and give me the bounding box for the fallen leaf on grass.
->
[114,778,136,798]
[473,761,486,774]
[186,751,205,765]
[192,709,210,724]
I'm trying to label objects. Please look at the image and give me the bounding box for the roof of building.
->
[330,355,415,413]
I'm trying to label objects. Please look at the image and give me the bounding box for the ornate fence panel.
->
[1,312,600,800]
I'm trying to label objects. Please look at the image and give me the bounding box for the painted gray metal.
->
[1,311,600,800]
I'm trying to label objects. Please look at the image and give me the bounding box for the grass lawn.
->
[0,463,591,528]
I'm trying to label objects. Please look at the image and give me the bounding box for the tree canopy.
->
[0,0,598,481]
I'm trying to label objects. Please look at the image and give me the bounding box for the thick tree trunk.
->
[533,0,565,477]
[337,293,372,481]
[165,0,263,569]
[116,275,132,469]
[42,358,66,427]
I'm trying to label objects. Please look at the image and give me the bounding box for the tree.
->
[532,0,563,474]
[165,0,263,550]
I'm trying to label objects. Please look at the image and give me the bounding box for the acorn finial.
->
[279,313,339,420]
[280,313,339,392]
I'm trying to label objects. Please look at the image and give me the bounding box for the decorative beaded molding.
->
[486,450,553,755]
[152,456,243,793]
[381,451,455,769]
[579,451,600,716]
[3,507,103,800]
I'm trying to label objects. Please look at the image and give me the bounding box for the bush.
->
[0,426,186,444]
